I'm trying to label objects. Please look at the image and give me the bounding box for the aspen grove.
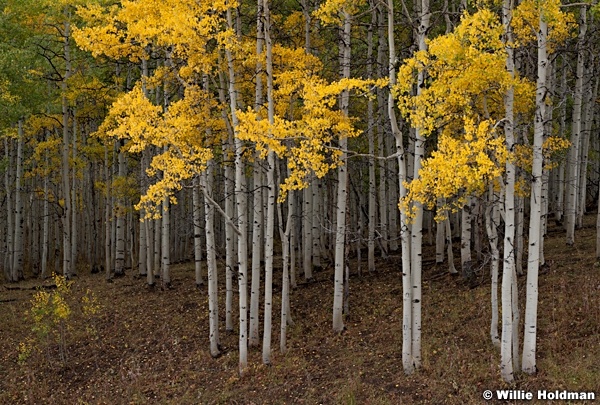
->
[2,0,600,389]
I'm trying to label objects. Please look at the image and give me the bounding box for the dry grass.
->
[1,215,599,404]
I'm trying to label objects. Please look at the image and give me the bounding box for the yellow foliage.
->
[512,0,576,51]
[237,74,385,201]
[313,0,365,24]
[514,135,570,173]
[400,118,507,219]
[396,9,535,138]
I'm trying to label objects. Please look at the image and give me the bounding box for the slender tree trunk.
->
[226,3,249,374]
[486,187,501,348]
[193,176,204,286]
[62,17,72,279]
[367,4,376,273]
[71,116,78,273]
[114,143,127,277]
[161,190,170,288]
[577,65,597,227]
[250,0,264,347]
[4,138,14,281]
[104,146,112,281]
[312,181,322,269]
[409,0,429,370]
[565,7,586,245]
[12,120,24,281]
[387,0,413,374]
[41,151,50,279]
[435,201,445,265]
[202,164,220,357]
[216,65,236,333]
[249,161,263,346]
[262,0,276,364]
[303,186,313,280]
[444,215,457,274]
[522,10,548,374]
[332,11,351,334]
[461,201,473,281]
[501,0,516,383]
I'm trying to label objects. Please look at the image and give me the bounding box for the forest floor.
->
[1,215,599,404]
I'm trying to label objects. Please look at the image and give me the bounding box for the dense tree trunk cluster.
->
[1,0,598,382]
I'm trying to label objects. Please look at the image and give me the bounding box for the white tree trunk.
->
[262,0,275,363]
[104,146,112,281]
[367,7,376,272]
[409,0,429,370]
[332,11,351,333]
[486,188,501,348]
[154,216,161,278]
[217,64,236,332]
[41,151,50,279]
[522,11,548,374]
[565,7,586,245]
[115,144,126,277]
[249,159,263,347]
[145,220,154,286]
[500,0,516,383]
[193,176,204,286]
[461,201,473,280]
[577,66,597,227]
[61,19,72,279]
[226,3,249,374]
[202,164,220,357]
[12,120,24,281]
[387,0,413,374]
[312,181,322,269]
[161,192,170,287]
[302,185,313,280]
[435,200,445,265]
[71,117,78,273]
[444,216,457,274]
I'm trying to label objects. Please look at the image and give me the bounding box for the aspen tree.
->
[386,0,413,374]
[522,0,549,375]
[41,150,50,278]
[71,117,78,272]
[278,183,293,353]
[377,3,388,261]
[331,9,351,334]
[61,10,72,279]
[409,0,430,369]
[483,187,501,350]
[201,163,220,357]
[114,141,127,277]
[367,0,376,272]
[262,0,276,363]
[435,200,445,265]
[225,1,250,375]
[4,138,14,280]
[576,61,597,228]
[565,6,586,246]
[192,176,204,286]
[249,0,265,348]
[302,186,313,280]
[461,200,473,280]
[500,0,517,382]
[12,120,24,281]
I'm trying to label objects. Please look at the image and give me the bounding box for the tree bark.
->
[522,8,548,374]
[332,11,351,334]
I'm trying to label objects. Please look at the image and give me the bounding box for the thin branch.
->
[199,180,242,236]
